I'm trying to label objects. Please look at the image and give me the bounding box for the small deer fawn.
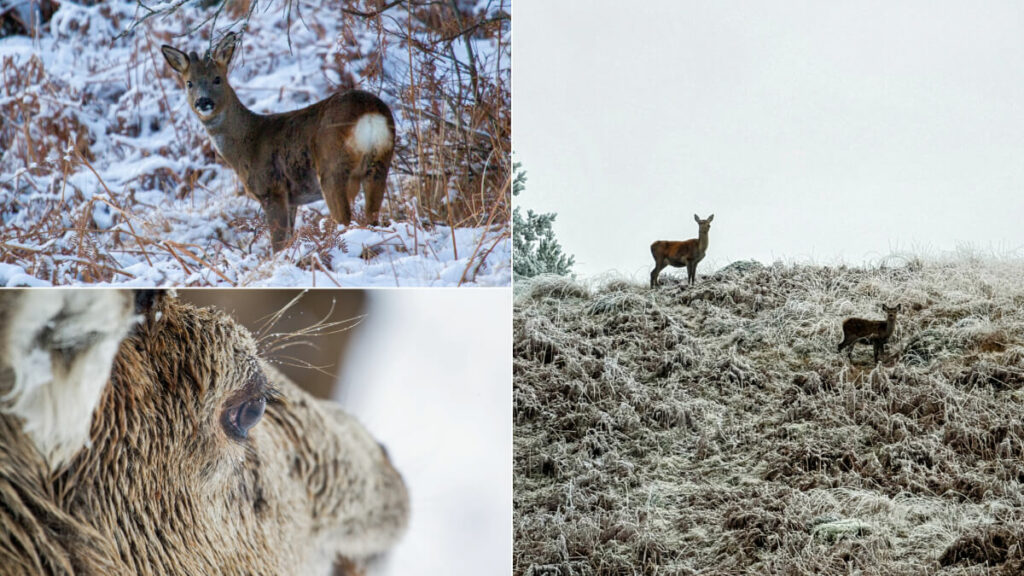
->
[650,214,713,288]
[162,32,396,251]
[838,303,901,363]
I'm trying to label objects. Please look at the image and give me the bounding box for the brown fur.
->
[162,33,396,251]
[0,292,408,575]
[650,213,714,288]
[838,303,901,363]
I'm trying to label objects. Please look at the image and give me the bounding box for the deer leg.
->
[838,337,856,361]
[345,173,367,225]
[263,197,296,252]
[319,167,353,226]
[687,262,696,286]
[651,259,666,288]
[363,155,391,227]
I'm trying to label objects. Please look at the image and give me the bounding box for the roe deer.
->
[838,303,901,363]
[650,213,714,288]
[161,32,396,251]
[0,290,408,575]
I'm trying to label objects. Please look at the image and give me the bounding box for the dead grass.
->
[514,258,1024,575]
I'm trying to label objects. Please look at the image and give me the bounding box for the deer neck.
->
[200,87,259,168]
[697,229,710,255]
[882,318,896,338]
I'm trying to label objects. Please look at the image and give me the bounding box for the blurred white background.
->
[337,289,511,575]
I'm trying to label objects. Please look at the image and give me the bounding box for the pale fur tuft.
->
[1,290,137,469]
[349,113,392,153]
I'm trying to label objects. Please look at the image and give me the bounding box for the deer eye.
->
[222,395,266,440]
[213,76,221,85]
[186,80,193,89]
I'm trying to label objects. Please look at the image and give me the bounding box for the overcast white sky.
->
[339,290,510,575]
[514,0,1024,279]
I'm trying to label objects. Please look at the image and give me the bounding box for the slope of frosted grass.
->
[514,257,1024,575]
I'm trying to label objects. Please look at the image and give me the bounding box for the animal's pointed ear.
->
[707,214,714,222]
[694,214,700,223]
[895,304,902,312]
[212,32,237,68]
[161,45,190,75]
[0,291,138,469]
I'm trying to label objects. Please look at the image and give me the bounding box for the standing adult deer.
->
[650,214,714,288]
[161,32,396,251]
[838,303,901,363]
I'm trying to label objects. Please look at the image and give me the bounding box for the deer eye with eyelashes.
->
[222,394,266,440]
[186,80,193,89]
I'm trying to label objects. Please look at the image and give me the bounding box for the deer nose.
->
[194,97,214,113]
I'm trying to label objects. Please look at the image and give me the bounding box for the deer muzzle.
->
[194,97,215,115]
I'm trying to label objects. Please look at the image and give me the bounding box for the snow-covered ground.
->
[339,289,511,574]
[0,0,510,286]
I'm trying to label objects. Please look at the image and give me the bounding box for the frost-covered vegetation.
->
[512,163,574,279]
[0,0,510,286]
[514,257,1024,575]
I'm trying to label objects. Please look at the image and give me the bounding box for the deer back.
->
[842,317,890,340]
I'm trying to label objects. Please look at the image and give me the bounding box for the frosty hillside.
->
[0,0,510,286]
[514,257,1024,574]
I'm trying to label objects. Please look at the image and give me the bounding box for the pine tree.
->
[512,163,575,278]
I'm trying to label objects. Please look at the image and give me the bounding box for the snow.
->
[0,262,50,286]
[0,0,510,286]
[338,289,512,575]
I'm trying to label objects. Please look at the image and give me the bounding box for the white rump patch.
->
[2,290,137,469]
[349,113,393,154]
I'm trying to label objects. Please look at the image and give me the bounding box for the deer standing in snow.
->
[838,303,901,363]
[162,32,396,251]
[650,214,714,288]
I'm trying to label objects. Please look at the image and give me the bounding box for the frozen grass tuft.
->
[514,257,1024,575]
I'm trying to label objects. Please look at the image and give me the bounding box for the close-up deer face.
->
[161,33,238,123]
[0,291,408,575]
[694,213,713,234]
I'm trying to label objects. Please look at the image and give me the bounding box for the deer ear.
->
[707,214,714,222]
[0,291,138,469]
[161,45,190,75]
[212,32,237,67]
[694,214,700,223]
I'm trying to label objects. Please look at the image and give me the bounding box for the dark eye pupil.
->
[214,77,220,84]
[186,81,192,88]
[228,396,266,439]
